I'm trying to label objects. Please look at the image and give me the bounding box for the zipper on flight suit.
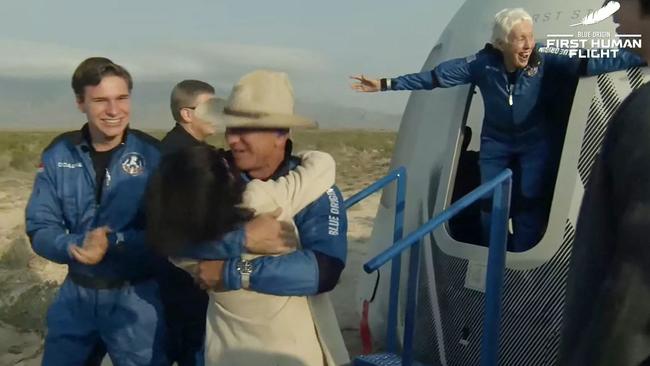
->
[99,142,125,205]
[506,77,515,107]
[93,142,126,230]
[506,70,520,107]
[508,85,514,106]
[78,142,125,227]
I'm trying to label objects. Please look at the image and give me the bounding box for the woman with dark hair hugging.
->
[145,144,339,364]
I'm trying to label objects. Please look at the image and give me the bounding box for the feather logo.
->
[570,1,620,27]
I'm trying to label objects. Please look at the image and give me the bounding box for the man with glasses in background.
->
[160,80,217,154]
[157,79,217,365]
[157,79,296,365]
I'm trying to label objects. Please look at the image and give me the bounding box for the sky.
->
[0,0,464,127]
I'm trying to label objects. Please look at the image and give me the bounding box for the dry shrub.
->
[0,234,33,269]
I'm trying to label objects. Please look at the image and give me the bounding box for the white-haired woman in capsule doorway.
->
[351,7,645,252]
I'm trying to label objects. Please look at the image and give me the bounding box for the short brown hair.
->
[170,80,215,122]
[71,57,133,101]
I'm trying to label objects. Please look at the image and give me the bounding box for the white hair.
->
[491,8,533,49]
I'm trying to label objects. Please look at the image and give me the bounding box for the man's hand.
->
[349,74,381,92]
[195,260,225,291]
[244,208,297,255]
[69,226,110,265]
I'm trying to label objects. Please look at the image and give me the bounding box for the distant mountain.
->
[295,101,401,131]
[0,77,401,131]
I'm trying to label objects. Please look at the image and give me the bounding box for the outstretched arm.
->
[584,48,646,76]
[350,71,440,92]
[349,51,481,92]
[539,44,646,77]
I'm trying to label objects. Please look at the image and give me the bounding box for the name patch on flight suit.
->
[327,188,340,236]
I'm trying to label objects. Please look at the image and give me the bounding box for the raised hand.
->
[69,226,110,265]
[350,74,381,92]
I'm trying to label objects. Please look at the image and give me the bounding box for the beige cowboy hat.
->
[194,70,317,131]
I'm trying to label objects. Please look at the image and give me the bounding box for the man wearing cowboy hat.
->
[184,70,349,364]
[191,69,347,301]
[157,78,303,366]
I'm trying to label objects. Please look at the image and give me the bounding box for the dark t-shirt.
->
[89,146,119,203]
[81,125,121,203]
[560,82,650,366]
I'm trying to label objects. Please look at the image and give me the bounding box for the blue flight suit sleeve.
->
[179,227,246,259]
[223,186,348,296]
[105,200,149,259]
[389,51,482,90]
[108,227,245,260]
[109,226,244,263]
[25,153,81,264]
[540,44,646,77]
[391,70,439,90]
[584,48,646,76]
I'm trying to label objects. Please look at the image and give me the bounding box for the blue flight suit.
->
[387,43,645,251]
[184,153,348,296]
[25,126,167,366]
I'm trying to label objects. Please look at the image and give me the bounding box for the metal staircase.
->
[344,168,513,366]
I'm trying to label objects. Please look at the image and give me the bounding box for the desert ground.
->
[0,129,396,365]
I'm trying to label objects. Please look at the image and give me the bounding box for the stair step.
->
[353,353,429,366]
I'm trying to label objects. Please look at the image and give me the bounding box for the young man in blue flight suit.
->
[351,7,645,252]
[25,57,168,365]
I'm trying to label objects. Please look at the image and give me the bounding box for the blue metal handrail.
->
[344,166,407,355]
[363,168,512,366]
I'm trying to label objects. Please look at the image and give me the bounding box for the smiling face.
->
[502,20,535,71]
[76,75,130,146]
[225,128,288,179]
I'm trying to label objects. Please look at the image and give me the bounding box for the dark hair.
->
[145,146,253,256]
[170,80,215,122]
[643,0,650,15]
[616,0,650,15]
[71,57,133,101]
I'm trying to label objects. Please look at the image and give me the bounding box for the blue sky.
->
[0,0,463,120]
